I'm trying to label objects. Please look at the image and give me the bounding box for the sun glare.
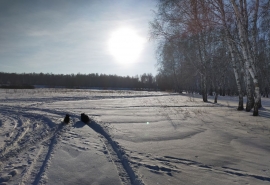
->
[108,28,146,65]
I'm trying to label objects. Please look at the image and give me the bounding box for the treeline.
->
[0,72,157,90]
[150,0,270,116]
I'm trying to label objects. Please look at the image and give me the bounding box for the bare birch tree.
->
[150,0,270,115]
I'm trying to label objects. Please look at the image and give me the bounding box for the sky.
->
[0,0,158,77]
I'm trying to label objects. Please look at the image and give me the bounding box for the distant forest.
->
[0,71,268,96]
[0,72,157,90]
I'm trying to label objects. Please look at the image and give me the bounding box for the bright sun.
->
[108,28,146,65]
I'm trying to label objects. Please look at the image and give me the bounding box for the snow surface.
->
[0,89,269,185]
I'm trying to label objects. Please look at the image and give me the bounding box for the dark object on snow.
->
[64,114,70,124]
[81,113,90,123]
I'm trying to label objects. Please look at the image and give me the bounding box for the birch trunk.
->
[227,42,244,110]
[200,74,208,102]
[230,0,261,116]
[214,93,218,103]
[216,0,244,110]
[203,75,208,102]
[244,69,255,112]
[214,83,218,104]
[197,33,208,102]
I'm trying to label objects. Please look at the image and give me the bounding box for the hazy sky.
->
[0,0,158,76]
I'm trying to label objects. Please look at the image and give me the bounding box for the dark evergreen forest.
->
[0,72,157,90]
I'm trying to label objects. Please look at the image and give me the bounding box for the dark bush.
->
[64,114,70,124]
[81,113,90,123]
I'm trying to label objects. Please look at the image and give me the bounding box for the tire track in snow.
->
[86,120,145,185]
[0,104,72,184]
[0,106,64,161]
[162,156,270,182]
[154,97,178,129]
[0,120,52,163]
[30,123,71,184]
[98,137,132,185]
[1,123,69,185]
[126,151,270,183]
[23,123,70,185]
[0,103,73,164]
[0,117,31,159]
[32,134,57,185]
[20,145,44,185]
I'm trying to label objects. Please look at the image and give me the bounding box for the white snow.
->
[0,89,269,185]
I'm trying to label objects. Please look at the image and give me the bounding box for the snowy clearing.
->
[0,89,269,185]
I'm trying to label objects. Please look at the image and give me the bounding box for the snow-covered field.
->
[0,89,269,185]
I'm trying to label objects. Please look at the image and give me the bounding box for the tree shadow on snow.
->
[258,108,270,118]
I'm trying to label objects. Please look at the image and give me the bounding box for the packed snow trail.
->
[47,119,125,185]
[87,120,144,185]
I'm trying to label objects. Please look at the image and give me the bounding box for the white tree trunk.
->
[230,0,261,116]
[216,0,244,110]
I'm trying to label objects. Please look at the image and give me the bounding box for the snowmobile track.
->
[87,121,145,185]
